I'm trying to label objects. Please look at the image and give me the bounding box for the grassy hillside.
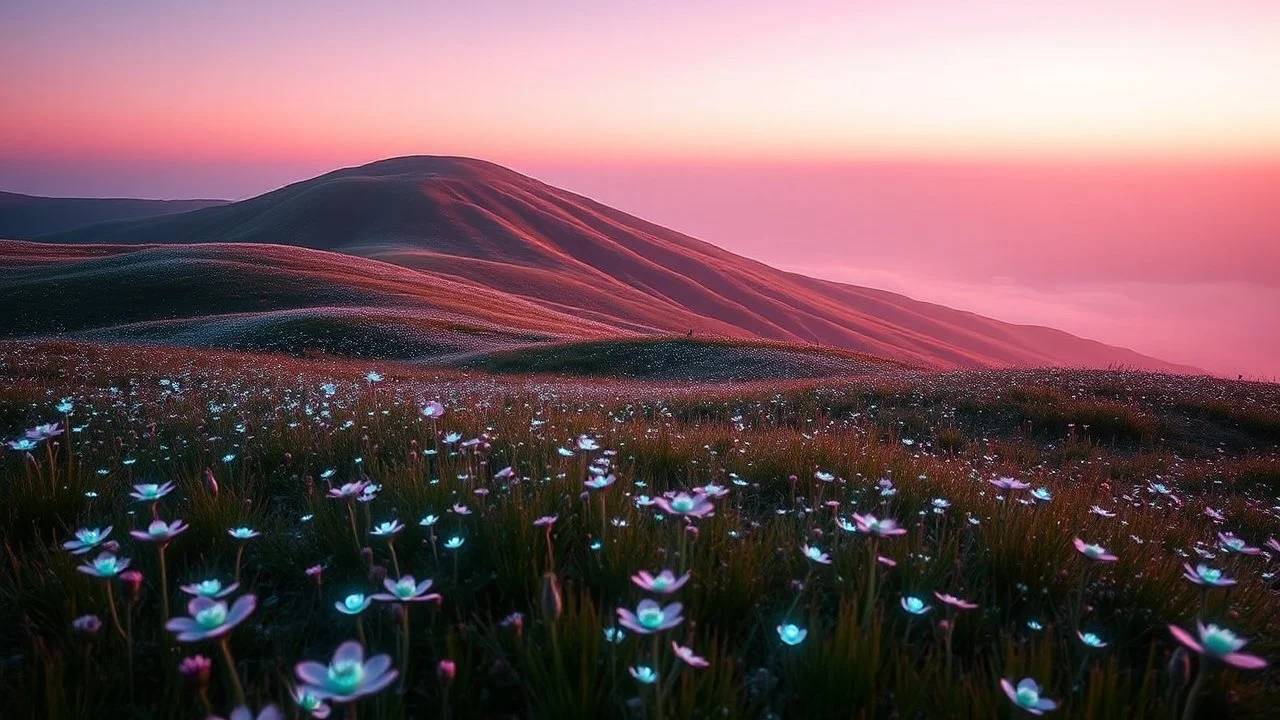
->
[0,191,226,238]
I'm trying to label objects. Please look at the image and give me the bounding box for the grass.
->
[0,340,1277,719]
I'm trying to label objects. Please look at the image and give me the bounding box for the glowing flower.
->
[1168,622,1267,669]
[990,477,1031,492]
[166,595,257,642]
[371,576,441,603]
[327,481,369,500]
[934,592,978,610]
[295,640,398,702]
[78,552,130,578]
[802,544,832,564]
[629,665,658,684]
[1218,532,1260,555]
[1000,677,1058,715]
[419,514,439,527]
[1030,488,1052,503]
[131,518,188,543]
[584,474,616,490]
[1090,506,1116,518]
[852,513,907,537]
[1182,563,1235,588]
[777,623,808,646]
[617,599,684,634]
[1076,631,1108,648]
[227,527,260,540]
[370,520,403,537]
[444,536,465,550]
[533,515,558,527]
[900,595,933,615]
[291,686,332,719]
[603,626,626,643]
[131,481,175,503]
[181,578,240,599]
[336,593,374,615]
[63,526,112,555]
[654,492,715,519]
[630,569,690,594]
[1073,538,1117,562]
[421,401,444,419]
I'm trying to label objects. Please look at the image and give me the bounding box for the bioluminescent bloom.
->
[336,593,374,615]
[590,540,603,551]
[617,599,684,634]
[130,518,188,543]
[697,482,729,498]
[603,626,626,643]
[73,614,102,635]
[56,399,74,414]
[654,492,714,519]
[1204,507,1225,522]
[1073,538,1118,562]
[131,481,175,503]
[227,527,260,540]
[209,706,284,720]
[801,544,832,564]
[419,514,439,527]
[814,470,835,482]
[372,576,441,604]
[630,569,690,594]
[181,578,239,599]
[25,423,63,441]
[777,623,808,646]
[533,515,558,527]
[1168,622,1267,669]
[1267,537,1280,553]
[576,435,599,451]
[1090,506,1116,518]
[934,592,978,610]
[7,437,39,451]
[421,401,444,419]
[295,640,398,702]
[1182,563,1235,588]
[327,481,369,500]
[1027,620,1044,631]
[672,642,709,668]
[584,474,616,490]
[629,665,658,684]
[851,513,907,537]
[166,595,257,642]
[1076,631,1108,649]
[444,536,465,550]
[451,503,471,516]
[1218,532,1260,555]
[1000,677,1058,715]
[370,520,403,537]
[1030,488,1052,502]
[932,498,951,512]
[63,526,112,555]
[291,686,332,719]
[836,517,857,533]
[364,371,383,383]
[900,595,933,615]
[443,431,463,444]
[78,551,130,578]
[990,477,1031,492]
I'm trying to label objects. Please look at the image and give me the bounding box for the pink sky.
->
[1,1,1277,376]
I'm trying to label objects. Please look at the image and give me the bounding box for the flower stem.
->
[862,538,879,627]
[651,633,665,720]
[234,544,245,585]
[218,636,247,706]
[105,581,128,641]
[158,544,171,623]
[387,540,401,578]
[399,606,411,692]
[346,501,362,554]
[1182,658,1207,720]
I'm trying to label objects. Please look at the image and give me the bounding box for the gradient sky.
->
[1,1,1277,375]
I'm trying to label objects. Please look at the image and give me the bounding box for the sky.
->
[1,1,1277,376]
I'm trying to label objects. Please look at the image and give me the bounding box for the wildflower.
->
[181,578,239,599]
[931,498,951,512]
[851,513,907,537]
[444,536,465,550]
[1027,620,1044,631]
[451,503,471,516]
[1030,488,1052,502]
[533,515,557,527]
[421,401,444,419]
[777,623,808,646]
[1073,538,1118,562]
[576,435,599,451]
[990,477,1031,492]
[291,686,332,719]
[1000,677,1058,715]
[63,526,112,555]
[1168,622,1267,669]
[327,481,369,500]
[372,576,441,603]
[419,514,439,527]
[166,595,257,642]
[630,569,691,594]
[584,474,616,490]
[802,544,832,564]
[228,527,261,540]
[1218,532,1260,555]
[437,659,456,684]
[1090,506,1116,518]
[370,520,403,537]
[25,423,63,441]
[1182,563,1235,588]
[901,596,933,615]
[654,492,715,519]
[179,654,213,689]
[295,640,398,702]
[78,552,130,578]
[1077,631,1108,648]
[120,570,144,603]
[130,481,175,502]
[934,592,978,610]
[617,599,684,634]
[336,593,374,615]
[603,626,626,643]
[73,614,102,636]
[7,438,38,451]
[814,471,835,482]
[629,665,658,684]
[364,371,383,383]
[56,399,74,414]
[131,518,188,544]
[672,642,709,668]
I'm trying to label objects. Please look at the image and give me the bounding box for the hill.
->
[33,156,1198,373]
[0,191,226,238]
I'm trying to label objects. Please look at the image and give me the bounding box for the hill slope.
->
[36,156,1198,373]
[0,191,226,238]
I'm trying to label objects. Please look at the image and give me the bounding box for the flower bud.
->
[541,572,563,623]
[437,659,456,685]
[72,614,102,638]
[179,654,213,690]
[120,570,144,604]
[368,563,387,585]
[202,467,218,497]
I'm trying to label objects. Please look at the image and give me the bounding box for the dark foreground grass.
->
[0,341,1277,719]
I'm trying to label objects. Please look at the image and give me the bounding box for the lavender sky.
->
[1,1,1277,376]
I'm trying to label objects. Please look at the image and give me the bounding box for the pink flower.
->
[1073,538,1117,562]
[1168,622,1267,670]
[934,592,978,610]
[631,569,690,594]
[671,642,709,668]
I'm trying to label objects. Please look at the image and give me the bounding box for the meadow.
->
[1,340,1277,719]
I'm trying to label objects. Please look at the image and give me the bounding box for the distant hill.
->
[25,156,1200,374]
[0,191,227,238]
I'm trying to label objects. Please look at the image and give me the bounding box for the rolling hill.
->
[12,156,1200,374]
[0,191,226,238]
